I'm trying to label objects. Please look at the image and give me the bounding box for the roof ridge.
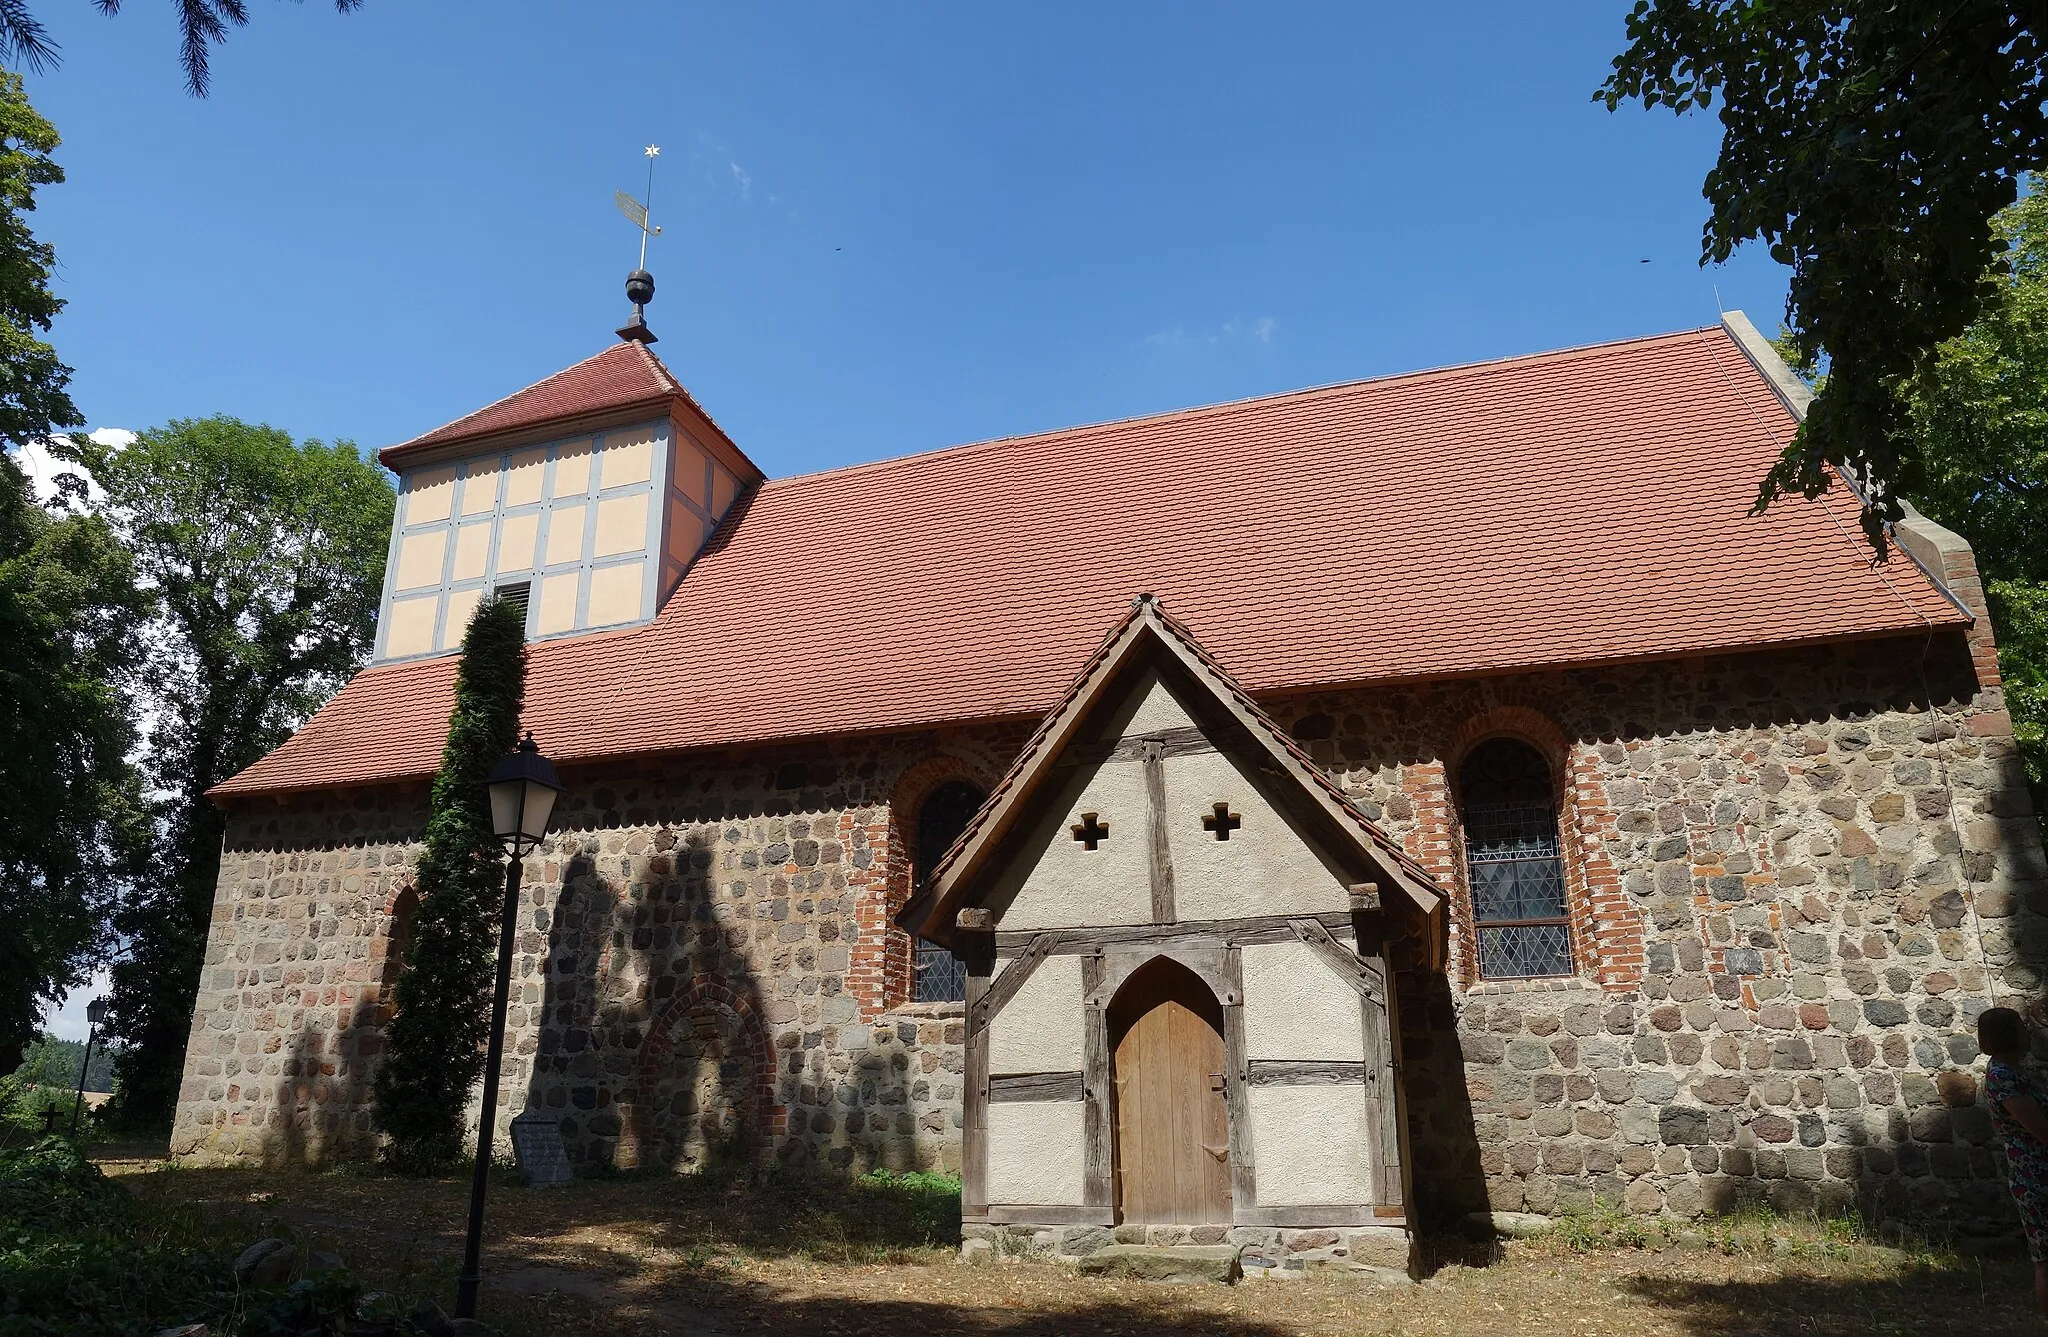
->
[765,324,1723,493]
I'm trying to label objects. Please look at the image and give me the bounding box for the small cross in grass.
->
[1071,812,1110,850]
[1203,802,1242,840]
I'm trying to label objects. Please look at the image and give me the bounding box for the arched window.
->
[913,780,985,1003]
[1458,738,1573,980]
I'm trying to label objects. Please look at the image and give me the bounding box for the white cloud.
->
[730,161,752,202]
[9,428,131,507]
[1140,318,1277,352]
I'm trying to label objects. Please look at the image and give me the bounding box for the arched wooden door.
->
[1108,957,1232,1224]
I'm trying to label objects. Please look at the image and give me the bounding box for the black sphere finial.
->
[617,268,658,344]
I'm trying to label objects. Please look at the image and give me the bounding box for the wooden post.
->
[962,966,991,1219]
[1358,939,1403,1210]
[1222,945,1256,1217]
[1080,952,1114,1212]
[1142,739,1177,924]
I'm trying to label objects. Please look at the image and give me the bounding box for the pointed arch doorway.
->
[1107,957,1233,1224]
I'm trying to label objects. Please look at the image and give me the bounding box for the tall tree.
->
[1600,2,2048,545]
[0,1,366,97]
[83,417,393,1127]
[374,597,526,1173]
[1901,187,2048,800]
[0,453,149,1079]
[0,70,148,1078]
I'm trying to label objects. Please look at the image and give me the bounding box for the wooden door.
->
[1110,959,1232,1224]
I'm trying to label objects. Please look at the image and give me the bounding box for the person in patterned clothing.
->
[1981,1005,2048,1315]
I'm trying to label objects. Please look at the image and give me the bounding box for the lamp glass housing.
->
[484,733,563,857]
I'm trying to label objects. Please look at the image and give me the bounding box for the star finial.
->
[644,144,661,159]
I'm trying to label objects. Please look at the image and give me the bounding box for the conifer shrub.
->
[372,597,527,1173]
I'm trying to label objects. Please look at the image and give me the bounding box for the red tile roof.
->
[219,325,1969,799]
[378,340,739,468]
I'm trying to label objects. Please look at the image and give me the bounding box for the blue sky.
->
[20,2,1789,481]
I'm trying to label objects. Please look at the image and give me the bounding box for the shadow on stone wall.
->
[267,1012,378,1168]
[1398,973,1492,1228]
[527,837,782,1172]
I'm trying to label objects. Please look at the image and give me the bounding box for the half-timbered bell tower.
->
[902,596,1444,1275]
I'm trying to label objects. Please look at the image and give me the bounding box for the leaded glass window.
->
[1458,738,1573,979]
[912,780,985,1003]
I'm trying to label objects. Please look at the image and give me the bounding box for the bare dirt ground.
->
[96,1152,2043,1337]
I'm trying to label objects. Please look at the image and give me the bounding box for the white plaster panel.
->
[440,587,483,649]
[404,466,455,525]
[987,1102,1086,1205]
[544,504,587,567]
[1242,939,1362,1061]
[673,437,708,506]
[394,530,447,591]
[988,758,1151,930]
[593,493,649,558]
[459,461,499,517]
[587,562,644,627]
[1164,746,1352,921]
[451,522,491,582]
[989,952,1084,1075]
[535,572,579,635]
[503,447,547,507]
[600,428,655,489]
[551,440,592,497]
[384,594,436,658]
[1248,1084,1370,1206]
[498,512,539,572]
[1114,670,1197,736]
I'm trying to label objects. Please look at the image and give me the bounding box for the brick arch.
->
[846,752,1000,1019]
[367,883,419,1025]
[635,978,782,1160]
[1436,703,1641,992]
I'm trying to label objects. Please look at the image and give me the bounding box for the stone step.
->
[1074,1244,1244,1285]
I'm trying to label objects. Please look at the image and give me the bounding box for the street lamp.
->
[454,732,562,1322]
[69,996,109,1136]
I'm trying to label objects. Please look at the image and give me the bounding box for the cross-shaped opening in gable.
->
[1071,812,1110,850]
[1203,802,1242,841]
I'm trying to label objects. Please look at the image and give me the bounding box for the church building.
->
[175,308,2048,1270]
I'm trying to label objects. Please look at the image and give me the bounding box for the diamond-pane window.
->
[911,780,986,1004]
[1459,738,1573,980]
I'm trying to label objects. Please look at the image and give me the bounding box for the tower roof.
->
[378,341,750,473]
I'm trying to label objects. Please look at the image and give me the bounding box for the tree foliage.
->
[0,70,148,1080]
[1899,187,2048,798]
[373,596,527,1173]
[0,456,148,1081]
[81,418,393,1128]
[1600,1,2048,545]
[0,0,365,97]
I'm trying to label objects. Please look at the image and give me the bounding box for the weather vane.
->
[614,144,662,345]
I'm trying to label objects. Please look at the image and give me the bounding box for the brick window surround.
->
[1434,706,1642,994]
[848,753,996,1020]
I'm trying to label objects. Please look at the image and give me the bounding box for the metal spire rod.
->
[639,144,659,270]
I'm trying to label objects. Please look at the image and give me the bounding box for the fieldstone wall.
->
[175,621,2048,1245]
[1266,630,2047,1238]
[170,728,1016,1172]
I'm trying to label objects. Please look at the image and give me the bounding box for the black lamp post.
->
[69,996,109,1136]
[454,732,562,1322]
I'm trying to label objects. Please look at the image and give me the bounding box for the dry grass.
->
[95,1152,2041,1337]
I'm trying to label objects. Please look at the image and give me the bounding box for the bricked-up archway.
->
[636,979,781,1167]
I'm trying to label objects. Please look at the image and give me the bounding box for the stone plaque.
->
[509,1111,573,1188]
